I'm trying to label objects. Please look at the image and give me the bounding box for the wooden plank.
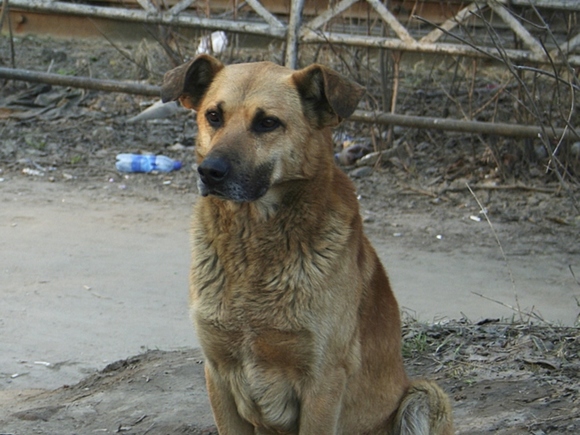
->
[246,0,284,28]
[135,0,156,13]
[169,0,196,16]
[7,0,287,37]
[303,0,359,32]
[366,0,415,44]
[508,0,580,10]
[420,2,484,44]
[300,30,580,66]
[84,0,580,19]
[39,0,471,24]
[5,10,153,38]
[489,1,545,58]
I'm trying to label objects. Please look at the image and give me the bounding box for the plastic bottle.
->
[115,154,182,173]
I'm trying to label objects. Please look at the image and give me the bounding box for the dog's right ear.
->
[161,55,224,111]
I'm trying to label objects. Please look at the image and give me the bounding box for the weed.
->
[402,331,430,358]
[70,155,83,165]
[24,136,46,151]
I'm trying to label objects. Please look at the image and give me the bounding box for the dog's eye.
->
[206,110,223,128]
[254,117,281,133]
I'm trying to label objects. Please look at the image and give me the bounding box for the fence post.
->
[285,0,305,68]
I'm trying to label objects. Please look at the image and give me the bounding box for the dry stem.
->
[466,183,524,323]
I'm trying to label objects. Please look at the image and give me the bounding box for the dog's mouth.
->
[197,174,270,203]
[196,177,212,197]
[197,178,268,202]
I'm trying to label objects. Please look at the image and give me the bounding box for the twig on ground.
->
[442,183,560,194]
[471,291,548,324]
[569,265,580,288]
[569,266,580,326]
[400,184,439,198]
[397,182,561,199]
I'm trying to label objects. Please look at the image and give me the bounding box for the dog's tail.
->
[392,379,454,435]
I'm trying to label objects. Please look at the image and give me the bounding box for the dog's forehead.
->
[206,62,299,110]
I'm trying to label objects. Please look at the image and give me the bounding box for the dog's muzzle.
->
[197,156,271,202]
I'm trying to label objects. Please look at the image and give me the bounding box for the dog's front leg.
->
[299,368,347,434]
[205,363,255,435]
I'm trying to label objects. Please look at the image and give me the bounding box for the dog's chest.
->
[192,235,321,330]
[190,207,347,329]
[193,244,317,433]
[190,208,350,430]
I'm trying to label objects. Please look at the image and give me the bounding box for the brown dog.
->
[162,56,453,435]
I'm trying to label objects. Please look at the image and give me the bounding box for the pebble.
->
[349,166,373,178]
[168,143,186,151]
[22,168,44,177]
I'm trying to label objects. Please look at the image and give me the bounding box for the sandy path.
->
[1,177,578,391]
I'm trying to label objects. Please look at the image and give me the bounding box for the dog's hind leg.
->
[392,380,454,435]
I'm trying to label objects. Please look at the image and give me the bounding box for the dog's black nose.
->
[198,157,231,186]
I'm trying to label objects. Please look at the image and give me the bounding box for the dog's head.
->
[162,55,365,202]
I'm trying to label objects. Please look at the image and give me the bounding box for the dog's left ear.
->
[161,55,224,110]
[292,65,365,127]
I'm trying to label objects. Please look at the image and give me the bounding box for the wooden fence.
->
[4,0,579,68]
[1,0,578,140]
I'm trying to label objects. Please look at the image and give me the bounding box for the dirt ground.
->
[1,35,580,434]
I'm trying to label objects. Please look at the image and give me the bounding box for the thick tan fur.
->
[162,56,454,435]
